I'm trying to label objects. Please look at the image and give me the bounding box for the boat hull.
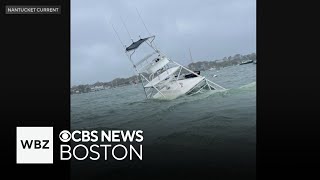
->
[152,76,205,99]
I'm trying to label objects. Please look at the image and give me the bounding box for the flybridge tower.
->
[111,12,226,99]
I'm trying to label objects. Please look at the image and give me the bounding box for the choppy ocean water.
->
[71,64,256,179]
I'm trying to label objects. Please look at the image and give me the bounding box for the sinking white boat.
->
[121,36,226,100]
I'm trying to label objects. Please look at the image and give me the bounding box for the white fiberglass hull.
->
[152,76,205,100]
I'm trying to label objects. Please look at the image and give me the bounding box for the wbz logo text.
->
[20,139,50,149]
[16,127,53,164]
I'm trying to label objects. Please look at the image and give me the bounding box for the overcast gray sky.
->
[71,0,256,85]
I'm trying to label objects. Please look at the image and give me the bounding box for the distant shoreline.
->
[71,52,256,94]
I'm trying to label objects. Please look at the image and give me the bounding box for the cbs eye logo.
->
[59,130,71,142]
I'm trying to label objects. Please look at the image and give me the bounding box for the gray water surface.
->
[71,64,256,179]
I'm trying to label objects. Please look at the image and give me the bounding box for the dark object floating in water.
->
[240,60,254,65]
[185,71,200,78]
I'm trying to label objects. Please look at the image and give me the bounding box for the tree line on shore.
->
[71,52,256,94]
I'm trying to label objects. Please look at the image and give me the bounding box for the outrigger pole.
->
[110,22,126,49]
[135,8,152,36]
[120,16,133,42]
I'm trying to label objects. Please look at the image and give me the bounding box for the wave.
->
[239,81,256,89]
[71,81,256,130]
[123,81,256,120]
